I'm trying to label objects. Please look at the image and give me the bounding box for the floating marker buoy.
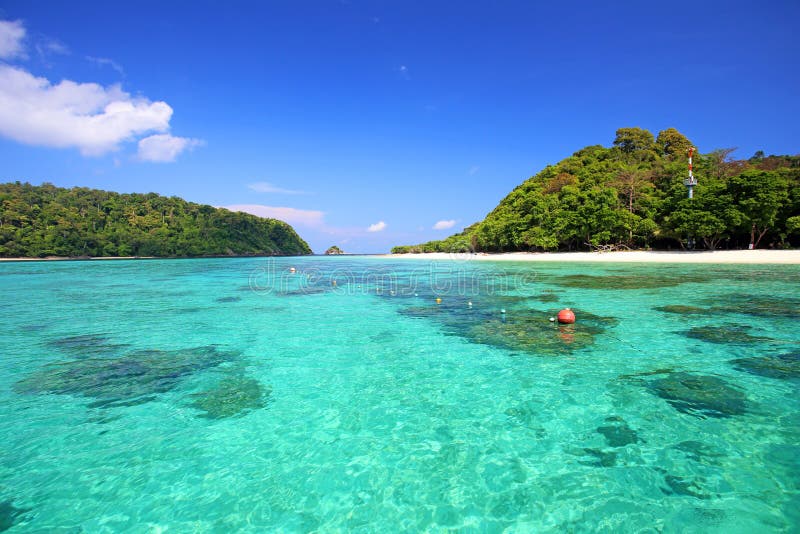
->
[468,301,473,307]
[435,297,442,304]
[557,308,575,324]
[390,290,395,296]
[549,317,555,322]
[501,308,506,314]
[414,293,418,297]
[289,267,296,273]
[332,280,337,287]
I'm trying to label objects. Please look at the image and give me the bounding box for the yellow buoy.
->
[435,297,442,304]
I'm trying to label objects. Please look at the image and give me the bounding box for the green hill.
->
[393,128,800,253]
[0,182,312,257]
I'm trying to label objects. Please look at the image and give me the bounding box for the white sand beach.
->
[381,250,800,264]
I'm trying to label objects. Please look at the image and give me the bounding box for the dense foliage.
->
[393,128,800,253]
[0,182,312,257]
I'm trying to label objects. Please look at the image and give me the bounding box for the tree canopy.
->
[0,182,312,257]
[392,128,800,253]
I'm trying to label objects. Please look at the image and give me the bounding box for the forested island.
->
[393,128,800,253]
[0,182,312,257]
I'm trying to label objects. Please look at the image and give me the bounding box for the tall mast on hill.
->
[684,147,697,199]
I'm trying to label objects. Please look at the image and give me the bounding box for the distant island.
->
[392,128,800,253]
[0,182,312,258]
[325,245,344,255]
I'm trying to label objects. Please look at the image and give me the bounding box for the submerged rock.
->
[0,499,29,532]
[49,334,128,357]
[579,448,617,467]
[14,346,234,407]
[190,376,270,419]
[654,305,707,315]
[649,372,747,418]
[709,295,800,319]
[683,325,772,345]
[551,274,701,290]
[662,474,709,499]
[731,352,800,380]
[596,418,641,447]
[468,309,617,355]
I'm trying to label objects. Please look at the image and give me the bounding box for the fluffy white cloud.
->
[433,219,456,230]
[225,204,325,228]
[137,134,204,163]
[0,19,25,59]
[0,64,174,155]
[367,221,387,232]
[247,182,307,195]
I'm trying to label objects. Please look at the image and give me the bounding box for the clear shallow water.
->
[0,257,798,532]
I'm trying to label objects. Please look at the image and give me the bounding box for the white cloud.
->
[367,221,387,232]
[247,182,307,195]
[0,19,198,160]
[0,19,25,59]
[433,219,456,230]
[137,134,203,162]
[0,64,176,155]
[397,65,409,79]
[468,166,479,175]
[225,204,325,228]
[86,56,125,76]
[36,39,69,62]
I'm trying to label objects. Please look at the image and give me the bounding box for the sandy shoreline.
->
[378,250,800,264]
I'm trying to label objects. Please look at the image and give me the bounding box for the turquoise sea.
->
[0,256,798,532]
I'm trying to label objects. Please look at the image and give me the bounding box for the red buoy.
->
[557,308,575,324]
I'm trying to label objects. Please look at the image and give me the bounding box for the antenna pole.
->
[683,148,698,249]
[684,147,697,199]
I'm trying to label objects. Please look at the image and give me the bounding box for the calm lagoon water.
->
[0,256,798,532]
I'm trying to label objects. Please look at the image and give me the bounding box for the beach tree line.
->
[0,182,312,257]
[392,128,800,253]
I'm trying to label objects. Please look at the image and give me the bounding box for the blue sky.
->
[0,1,798,253]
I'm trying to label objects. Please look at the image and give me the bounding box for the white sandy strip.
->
[378,250,800,264]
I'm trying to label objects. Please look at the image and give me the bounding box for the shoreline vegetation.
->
[3,249,800,264]
[379,250,800,264]
[0,182,312,258]
[392,128,800,255]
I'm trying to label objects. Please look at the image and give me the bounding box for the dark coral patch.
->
[15,346,235,407]
[468,309,617,355]
[597,418,641,447]
[683,326,772,345]
[731,352,800,380]
[649,372,747,418]
[49,334,129,357]
[551,274,702,290]
[708,295,800,319]
[190,376,270,419]
[579,448,617,467]
[654,305,707,315]
[661,474,710,499]
[0,499,30,532]
[215,296,242,303]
